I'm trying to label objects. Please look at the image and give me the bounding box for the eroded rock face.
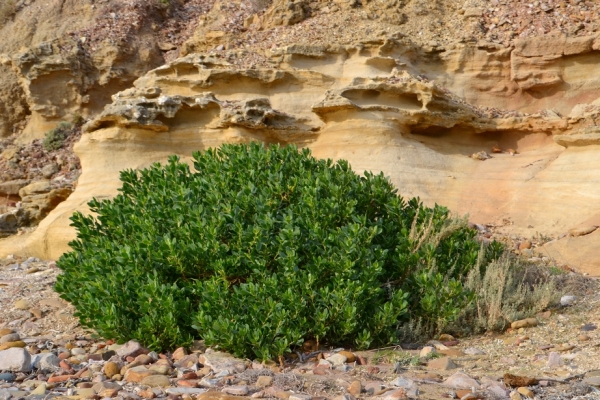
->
[262,0,311,29]
[2,32,600,274]
[10,40,162,143]
[15,180,73,227]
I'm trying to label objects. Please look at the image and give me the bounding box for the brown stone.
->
[367,366,380,374]
[510,318,538,329]
[99,389,119,398]
[518,240,532,250]
[537,311,552,319]
[104,361,120,378]
[172,347,188,361]
[503,373,538,387]
[313,367,333,375]
[264,387,292,400]
[0,341,26,350]
[177,380,199,387]
[428,357,458,370]
[48,375,76,383]
[439,349,465,357]
[338,350,356,363]
[139,390,157,399]
[517,387,535,398]
[134,354,154,365]
[14,299,30,310]
[124,366,160,383]
[196,393,251,400]
[30,308,43,318]
[140,374,170,388]
[348,380,362,396]
[0,329,14,336]
[176,354,199,368]
[439,334,455,342]
[256,375,273,388]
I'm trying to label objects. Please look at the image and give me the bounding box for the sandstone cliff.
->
[1,0,600,275]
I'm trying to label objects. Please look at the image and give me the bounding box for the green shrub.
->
[55,143,502,359]
[42,122,72,151]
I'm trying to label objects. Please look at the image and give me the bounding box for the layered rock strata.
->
[5,35,600,274]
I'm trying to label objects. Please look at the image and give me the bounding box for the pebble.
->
[125,366,161,383]
[325,353,347,366]
[47,375,76,383]
[510,318,538,329]
[428,356,458,370]
[518,240,532,250]
[0,334,20,344]
[517,387,534,398]
[117,340,148,358]
[92,382,122,393]
[200,351,246,374]
[337,351,355,363]
[223,385,249,395]
[420,346,435,357]
[547,352,564,368]
[33,353,60,372]
[0,342,26,351]
[560,295,576,306]
[347,381,361,396]
[13,299,30,310]
[289,395,311,400]
[390,377,416,389]
[582,376,600,386]
[0,373,15,382]
[141,374,171,387]
[464,347,486,355]
[75,388,95,398]
[255,376,273,388]
[581,323,597,331]
[172,347,187,361]
[442,372,480,389]
[30,383,46,395]
[139,390,157,399]
[0,389,13,400]
[104,361,120,378]
[364,382,384,395]
[166,388,208,395]
[0,348,31,372]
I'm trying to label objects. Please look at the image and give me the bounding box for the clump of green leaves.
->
[55,143,502,359]
[42,122,72,151]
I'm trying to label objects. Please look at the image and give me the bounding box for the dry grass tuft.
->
[449,256,562,335]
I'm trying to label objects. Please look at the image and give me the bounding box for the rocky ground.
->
[0,256,600,400]
[0,124,81,237]
[2,1,600,398]
[174,0,600,69]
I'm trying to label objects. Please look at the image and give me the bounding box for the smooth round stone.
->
[0,334,21,344]
[71,348,86,355]
[0,373,16,382]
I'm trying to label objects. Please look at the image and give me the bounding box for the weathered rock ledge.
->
[3,36,600,274]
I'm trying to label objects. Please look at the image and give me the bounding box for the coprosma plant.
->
[55,143,502,359]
